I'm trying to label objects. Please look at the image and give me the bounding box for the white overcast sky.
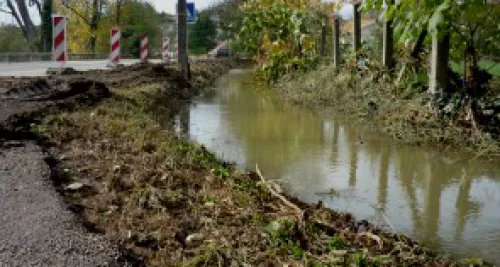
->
[0,0,352,25]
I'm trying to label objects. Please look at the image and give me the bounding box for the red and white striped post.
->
[162,37,170,61]
[173,37,178,59]
[140,34,148,63]
[52,15,67,65]
[110,27,121,66]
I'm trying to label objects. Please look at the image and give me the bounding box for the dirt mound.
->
[0,79,110,138]
[0,59,239,266]
[0,59,237,140]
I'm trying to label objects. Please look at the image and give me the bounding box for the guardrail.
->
[0,53,110,62]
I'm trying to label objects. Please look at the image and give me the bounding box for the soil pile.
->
[0,79,109,137]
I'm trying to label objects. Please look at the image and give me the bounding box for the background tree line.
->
[0,0,173,56]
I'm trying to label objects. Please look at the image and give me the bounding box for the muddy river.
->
[175,70,500,264]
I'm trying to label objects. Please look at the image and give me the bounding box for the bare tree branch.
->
[0,7,13,14]
[0,0,13,14]
[5,0,28,40]
[444,13,468,41]
[63,3,91,25]
[15,0,38,41]
[32,0,41,18]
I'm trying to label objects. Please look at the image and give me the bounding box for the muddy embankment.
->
[0,59,490,266]
[0,59,236,267]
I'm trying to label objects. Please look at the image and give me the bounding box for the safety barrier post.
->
[110,27,121,67]
[140,34,148,63]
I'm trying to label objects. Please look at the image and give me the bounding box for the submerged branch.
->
[255,164,303,215]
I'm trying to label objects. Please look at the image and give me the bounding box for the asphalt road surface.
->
[0,59,162,77]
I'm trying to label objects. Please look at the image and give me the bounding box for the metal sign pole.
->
[177,0,189,79]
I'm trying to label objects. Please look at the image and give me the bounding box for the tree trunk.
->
[5,0,25,35]
[15,0,38,45]
[40,0,53,52]
[382,18,395,70]
[429,31,450,95]
[353,3,362,56]
[89,34,97,53]
[320,18,327,58]
[410,28,427,62]
[88,0,101,53]
[333,17,341,68]
[116,0,122,25]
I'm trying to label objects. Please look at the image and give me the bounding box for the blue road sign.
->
[187,3,196,24]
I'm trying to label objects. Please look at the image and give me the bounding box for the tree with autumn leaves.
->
[54,0,166,55]
[237,0,335,81]
[0,0,169,55]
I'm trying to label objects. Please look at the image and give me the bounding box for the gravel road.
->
[0,141,137,266]
[0,73,146,266]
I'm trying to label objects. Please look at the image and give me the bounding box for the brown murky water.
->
[176,70,500,264]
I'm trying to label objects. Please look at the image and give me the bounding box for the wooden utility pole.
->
[333,16,341,68]
[177,0,189,79]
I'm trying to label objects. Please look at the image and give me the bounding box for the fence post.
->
[110,28,121,66]
[333,16,341,68]
[52,15,68,64]
[140,34,149,63]
[353,3,362,56]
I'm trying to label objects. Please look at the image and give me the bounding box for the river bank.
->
[0,60,235,266]
[20,64,489,265]
[275,65,500,157]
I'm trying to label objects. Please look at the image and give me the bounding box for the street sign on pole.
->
[187,2,196,24]
[177,0,189,79]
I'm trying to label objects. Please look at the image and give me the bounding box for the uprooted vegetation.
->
[32,66,489,266]
[275,64,500,157]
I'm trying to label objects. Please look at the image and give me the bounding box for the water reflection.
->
[182,70,500,264]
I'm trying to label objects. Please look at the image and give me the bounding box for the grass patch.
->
[275,65,500,157]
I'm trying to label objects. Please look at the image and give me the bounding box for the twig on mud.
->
[371,204,397,234]
[256,164,303,216]
[469,141,499,162]
[358,232,384,250]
